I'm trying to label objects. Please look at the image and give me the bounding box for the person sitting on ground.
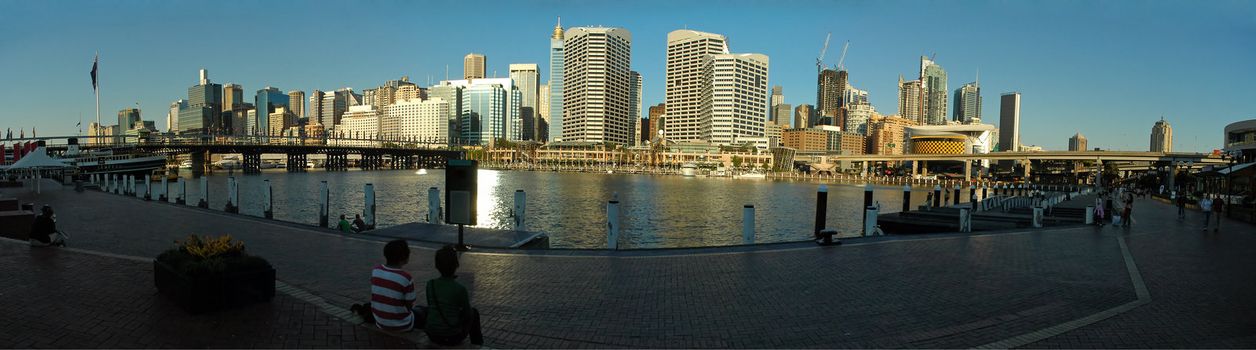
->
[425,245,484,346]
[337,214,353,233]
[352,214,368,233]
[29,205,66,247]
[361,239,426,331]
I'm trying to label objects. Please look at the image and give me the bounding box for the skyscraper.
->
[953,81,981,123]
[288,90,306,119]
[774,103,793,127]
[547,18,565,142]
[509,63,540,140]
[167,100,184,133]
[563,26,633,144]
[438,78,521,144]
[223,84,244,110]
[629,71,643,146]
[897,75,924,124]
[710,53,769,146]
[537,83,549,141]
[665,29,727,142]
[794,104,814,129]
[920,56,948,125]
[321,88,361,127]
[178,69,223,135]
[463,53,486,80]
[309,90,325,125]
[117,107,140,130]
[816,69,844,125]
[255,87,290,135]
[648,103,666,140]
[1069,132,1088,151]
[427,82,464,143]
[998,92,1021,152]
[1151,118,1173,152]
[770,85,784,123]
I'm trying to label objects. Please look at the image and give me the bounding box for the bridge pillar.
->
[326,152,348,171]
[242,153,261,174]
[286,153,307,172]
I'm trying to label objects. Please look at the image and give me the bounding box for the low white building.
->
[385,97,452,145]
[338,105,379,146]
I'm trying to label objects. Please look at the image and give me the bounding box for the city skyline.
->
[0,0,1252,152]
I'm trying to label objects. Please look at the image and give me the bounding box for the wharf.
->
[365,222,548,249]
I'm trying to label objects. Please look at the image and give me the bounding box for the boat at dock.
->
[56,139,166,177]
[681,163,698,177]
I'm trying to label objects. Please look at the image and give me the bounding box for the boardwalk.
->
[5,180,1256,348]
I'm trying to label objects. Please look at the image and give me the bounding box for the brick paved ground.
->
[6,182,1256,348]
[0,241,414,348]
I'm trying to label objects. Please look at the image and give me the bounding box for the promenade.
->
[4,181,1256,348]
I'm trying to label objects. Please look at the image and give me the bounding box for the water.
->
[155,169,954,249]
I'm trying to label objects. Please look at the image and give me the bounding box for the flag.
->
[90,54,98,91]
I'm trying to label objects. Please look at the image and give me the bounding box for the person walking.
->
[1199,195,1213,231]
[1122,190,1134,227]
[1214,195,1224,232]
[1176,192,1187,219]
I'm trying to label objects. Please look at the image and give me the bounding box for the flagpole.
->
[95,51,100,134]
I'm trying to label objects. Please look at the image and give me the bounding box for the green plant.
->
[157,235,271,277]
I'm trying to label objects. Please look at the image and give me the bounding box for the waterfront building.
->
[538,83,550,141]
[1224,119,1256,162]
[665,29,727,143]
[907,123,997,155]
[266,106,297,138]
[782,128,828,152]
[920,56,948,125]
[427,82,464,143]
[774,103,793,127]
[711,53,769,147]
[866,114,918,155]
[509,64,540,140]
[177,69,223,135]
[563,26,634,144]
[998,92,1021,152]
[1069,132,1088,152]
[321,88,362,128]
[794,104,814,129]
[548,17,565,142]
[898,75,924,124]
[338,105,379,144]
[166,100,184,133]
[1151,118,1173,152]
[255,87,290,136]
[953,81,981,123]
[464,53,486,80]
[816,69,845,125]
[442,78,521,145]
[838,132,866,155]
[288,90,306,119]
[384,97,451,144]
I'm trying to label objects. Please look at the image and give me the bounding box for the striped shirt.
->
[371,265,417,331]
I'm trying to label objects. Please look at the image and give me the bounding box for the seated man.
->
[29,205,66,247]
[352,214,368,233]
[425,245,484,346]
[337,215,353,233]
[369,239,426,331]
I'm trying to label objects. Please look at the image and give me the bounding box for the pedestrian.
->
[1122,190,1134,227]
[1094,196,1105,227]
[1175,192,1186,219]
[1112,192,1125,226]
[1214,195,1224,232]
[1199,195,1213,231]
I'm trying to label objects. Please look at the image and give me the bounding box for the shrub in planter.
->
[154,234,275,314]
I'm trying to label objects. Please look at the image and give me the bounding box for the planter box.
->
[153,260,275,314]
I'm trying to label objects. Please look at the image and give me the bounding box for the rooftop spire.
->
[552,16,564,40]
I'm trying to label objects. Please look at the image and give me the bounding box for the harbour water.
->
[166,169,951,249]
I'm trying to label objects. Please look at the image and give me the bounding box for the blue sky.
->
[1,0,1252,152]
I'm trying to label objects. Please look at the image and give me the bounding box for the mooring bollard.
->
[198,177,209,208]
[864,205,879,236]
[144,176,152,201]
[225,177,239,213]
[902,185,912,213]
[427,187,442,224]
[1085,205,1095,224]
[970,185,977,209]
[262,179,273,219]
[933,185,942,207]
[177,178,186,205]
[318,181,329,228]
[513,190,526,231]
[863,184,873,229]
[815,185,829,236]
[1033,206,1044,228]
[743,204,755,244]
[160,176,168,202]
[607,193,621,250]
[960,208,972,232]
[364,183,376,229]
[953,185,961,205]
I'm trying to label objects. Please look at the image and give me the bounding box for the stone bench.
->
[0,210,35,241]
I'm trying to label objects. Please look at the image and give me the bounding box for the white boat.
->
[56,139,166,177]
[178,160,193,169]
[213,156,242,170]
[681,163,698,177]
[734,171,767,180]
[416,168,428,175]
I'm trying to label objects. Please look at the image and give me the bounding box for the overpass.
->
[4,135,464,175]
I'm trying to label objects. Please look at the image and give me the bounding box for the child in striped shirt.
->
[369,239,426,331]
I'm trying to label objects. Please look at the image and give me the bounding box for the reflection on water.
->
[173,169,947,249]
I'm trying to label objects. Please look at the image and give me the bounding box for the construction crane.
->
[836,40,850,71]
[816,32,831,73]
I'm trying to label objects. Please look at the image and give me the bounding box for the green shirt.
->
[425,277,470,336]
[337,219,353,233]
